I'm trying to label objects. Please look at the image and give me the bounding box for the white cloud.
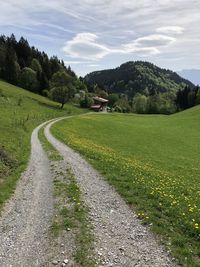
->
[41,23,75,33]
[72,33,97,42]
[63,33,111,60]
[156,26,184,35]
[134,34,176,47]
[123,45,160,55]
[88,64,100,67]
[122,34,175,56]
[63,32,177,60]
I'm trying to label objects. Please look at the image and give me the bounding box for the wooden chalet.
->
[91,96,108,112]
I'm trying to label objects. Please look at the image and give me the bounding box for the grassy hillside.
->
[52,106,200,267]
[0,80,84,211]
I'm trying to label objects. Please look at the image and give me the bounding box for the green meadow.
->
[0,80,84,211]
[52,107,200,267]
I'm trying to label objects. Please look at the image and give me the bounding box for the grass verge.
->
[39,126,95,266]
[52,169,95,267]
[38,125,63,161]
[51,110,200,267]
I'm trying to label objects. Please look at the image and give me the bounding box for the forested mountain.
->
[85,61,194,98]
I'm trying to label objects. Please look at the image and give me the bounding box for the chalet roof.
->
[91,105,101,109]
[93,96,108,103]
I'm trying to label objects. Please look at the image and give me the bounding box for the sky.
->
[0,0,200,76]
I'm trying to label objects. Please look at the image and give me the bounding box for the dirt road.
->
[0,116,177,266]
[0,121,53,266]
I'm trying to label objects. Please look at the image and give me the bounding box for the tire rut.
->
[0,120,54,267]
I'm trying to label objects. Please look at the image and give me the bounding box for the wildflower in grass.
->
[62,130,200,253]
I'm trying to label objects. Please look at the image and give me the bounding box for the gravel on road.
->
[0,121,53,267]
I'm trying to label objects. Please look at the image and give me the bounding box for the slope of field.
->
[52,107,200,267]
[0,80,84,211]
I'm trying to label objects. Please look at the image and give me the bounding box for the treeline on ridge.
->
[0,34,88,108]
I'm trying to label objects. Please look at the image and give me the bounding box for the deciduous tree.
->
[19,67,38,92]
[49,70,76,108]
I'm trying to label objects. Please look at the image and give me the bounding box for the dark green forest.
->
[0,34,199,113]
[0,34,88,108]
[0,34,76,91]
[85,61,194,95]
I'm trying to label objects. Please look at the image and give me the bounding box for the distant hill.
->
[177,69,200,85]
[85,61,194,97]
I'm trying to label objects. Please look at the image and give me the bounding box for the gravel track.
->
[0,121,54,267]
[0,116,178,267]
[45,117,178,267]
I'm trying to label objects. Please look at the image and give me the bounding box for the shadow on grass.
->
[37,100,61,110]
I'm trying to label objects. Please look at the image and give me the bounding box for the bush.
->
[19,67,38,92]
[80,96,94,108]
